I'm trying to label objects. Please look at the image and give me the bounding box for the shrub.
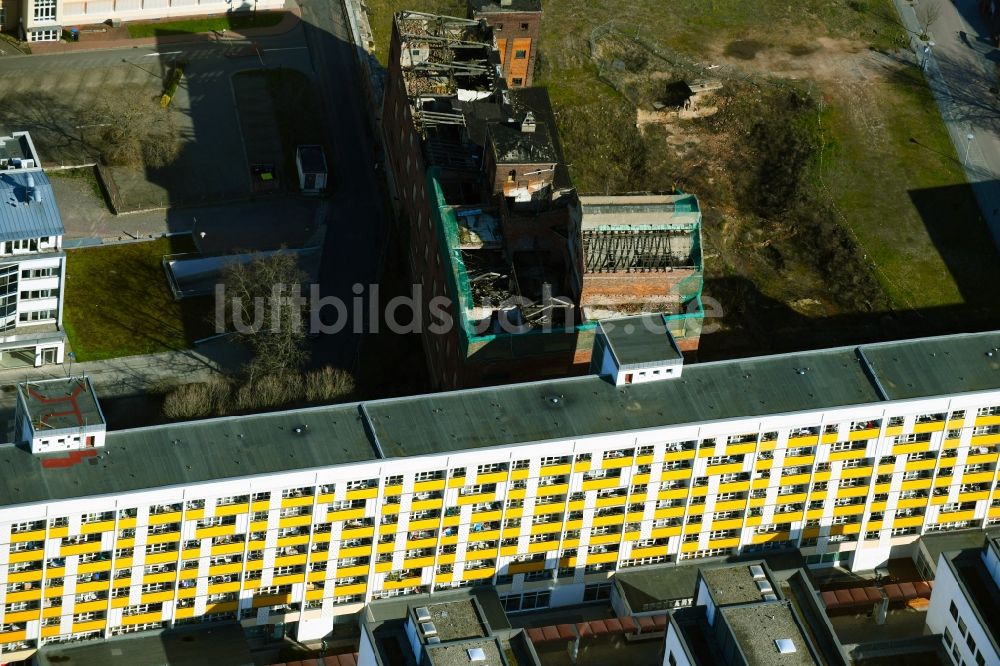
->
[162,378,231,420]
[304,367,356,403]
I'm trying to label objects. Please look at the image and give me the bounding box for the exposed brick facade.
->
[468,1,542,88]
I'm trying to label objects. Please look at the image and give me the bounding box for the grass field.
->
[364,0,1000,353]
[126,11,283,38]
[63,236,214,361]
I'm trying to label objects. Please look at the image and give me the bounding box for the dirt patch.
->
[787,44,819,57]
[724,39,768,60]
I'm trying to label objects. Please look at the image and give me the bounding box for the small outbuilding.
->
[295,144,328,193]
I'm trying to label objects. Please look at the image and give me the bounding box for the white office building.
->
[0,131,67,367]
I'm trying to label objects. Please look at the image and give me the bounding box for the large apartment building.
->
[0,322,999,659]
[382,12,704,389]
[0,0,284,42]
[0,131,67,367]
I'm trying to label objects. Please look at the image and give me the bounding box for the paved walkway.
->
[28,4,302,55]
[894,0,1000,249]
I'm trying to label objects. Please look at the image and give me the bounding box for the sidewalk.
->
[27,3,302,55]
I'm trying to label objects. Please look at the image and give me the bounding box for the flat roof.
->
[2,331,1000,508]
[0,402,375,507]
[0,132,36,165]
[18,377,105,432]
[0,169,66,242]
[614,561,701,612]
[427,639,504,666]
[34,623,252,666]
[579,193,701,228]
[721,602,818,666]
[423,599,488,642]
[600,315,683,368]
[919,528,1000,573]
[296,145,327,173]
[701,565,771,606]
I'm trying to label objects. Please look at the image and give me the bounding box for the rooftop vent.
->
[521,111,536,133]
[749,564,766,580]
[416,606,431,622]
[756,580,774,595]
[500,0,513,6]
[468,647,487,662]
[763,593,778,601]
[427,636,441,645]
[421,622,438,637]
[775,638,796,654]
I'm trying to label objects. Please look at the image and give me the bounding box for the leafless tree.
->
[223,250,309,383]
[88,86,179,168]
[917,0,942,39]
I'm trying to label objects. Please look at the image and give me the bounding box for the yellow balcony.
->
[346,487,378,501]
[867,520,883,530]
[448,477,466,489]
[406,537,438,550]
[780,473,811,486]
[208,562,244,576]
[900,479,931,491]
[278,515,313,529]
[893,443,930,455]
[276,534,309,548]
[581,478,622,491]
[661,468,694,481]
[841,467,872,480]
[680,541,701,553]
[942,438,961,450]
[913,421,944,434]
[872,483,891,495]
[305,587,326,601]
[788,435,819,448]
[595,495,626,509]
[541,463,572,477]
[708,462,744,476]
[477,471,508,484]
[653,506,686,520]
[784,455,815,467]
[80,520,115,535]
[659,487,690,500]
[275,553,308,568]
[7,609,40,623]
[962,471,995,484]
[602,457,634,470]
[938,509,976,523]
[140,590,175,604]
[837,486,870,499]
[812,470,832,483]
[707,537,741,549]
[210,542,245,557]
[145,551,179,565]
[715,500,746,511]
[333,583,367,596]
[8,569,43,584]
[414,479,446,493]
[499,545,519,557]
[195,525,236,540]
[893,515,924,528]
[281,495,315,508]
[9,529,46,543]
[215,503,249,517]
[123,611,163,625]
[828,449,866,462]
[710,518,744,531]
[4,589,41,604]
[341,525,375,540]
[725,443,757,456]
[77,560,112,575]
[631,545,668,559]
[537,484,568,498]
[462,566,496,581]
[957,490,990,502]
[592,514,625,528]
[252,593,293,608]
[663,450,696,462]
[382,484,403,497]
[458,492,496,506]
[751,531,791,544]
[895,497,925,510]
[60,542,103,557]
[849,428,879,441]
[383,577,421,590]
[412,498,444,512]
[719,480,751,494]
[832,505,865,517]
[586,550,619,564]
[510,469,530,481]
[339,545,372,558]
[966,452,999,466]
[336,564,369,577]
[147,532,181,546]
[759,439,777,451]
[143,571,177,584]
[408,517,440,531]
[73,619,107,633]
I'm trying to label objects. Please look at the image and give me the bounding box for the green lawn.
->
[47,167,104,202]
[63,236,214,361]
[126,11,283,38]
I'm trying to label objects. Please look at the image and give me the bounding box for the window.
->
[520,22,529,30]
[21,267,56,279]
[495,22,503,31]
[511,77,523,86]
[33,0,56,21]
[20,289,55,300]
[958,616,967,636]
[514,49,527,59]
[19,309,56,322]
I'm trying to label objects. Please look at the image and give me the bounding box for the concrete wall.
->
[926,554,999,666]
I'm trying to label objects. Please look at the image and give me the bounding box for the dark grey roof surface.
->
[720,602,819,666]
[35,623,253,666]
[862,330,1000,400]
[19,377,104,432]
[918,528,1000,573]
[0,134,33,164]
[615,562,701,612]
[469,0,542,13]
[601,315,682,367]
[489,119,557,165]
[2,331,1000,508]
[0,403,376,507]
[701,565,769,606]
[0,169,65,242]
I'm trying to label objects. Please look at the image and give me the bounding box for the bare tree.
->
[222,250,309,383]
[917,0,941,39]
[88,86,180,168]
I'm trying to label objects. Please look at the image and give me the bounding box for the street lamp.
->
[965,132,975,167]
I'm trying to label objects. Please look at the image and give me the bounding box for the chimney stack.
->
[521,111,536,133]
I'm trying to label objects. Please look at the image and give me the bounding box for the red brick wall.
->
[472,9,541,87]
[580,270,698,305]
